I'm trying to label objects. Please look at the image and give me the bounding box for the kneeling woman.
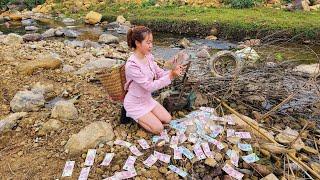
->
[124,26,185,134]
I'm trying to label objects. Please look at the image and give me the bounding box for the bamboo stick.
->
[216,98,320,179]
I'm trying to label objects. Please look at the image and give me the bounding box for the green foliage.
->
[275,52,284,61]
[223,0,265,8]
[141,0,157,7]
[226,0,255,8]
[0,0,45,10]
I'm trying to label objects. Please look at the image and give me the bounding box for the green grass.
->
[54,3,320,40]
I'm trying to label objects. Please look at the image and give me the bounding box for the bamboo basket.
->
[98,64,126,102]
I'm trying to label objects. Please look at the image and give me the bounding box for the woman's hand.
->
[169,65,186,79]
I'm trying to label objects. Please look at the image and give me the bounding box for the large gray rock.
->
[25,26,39,31]
[10,90,45,112]
[0,31,3,35]
[0,112,27,133]
[42,28,56,38]
[38,119,63,136]
[22,33,42,42]
[3,33,23,45]
[98,34,119,44]
[116,25,130,34]
[83,40,101,49]
[51,101,78,120]
[21,19,36,26]
[55,28,64,36]
[62,18,75,25]
[196,48,210,58]
[74,58,118,74]
[63,29,79,38]
[65,121,114,155]
[64,40,84,48]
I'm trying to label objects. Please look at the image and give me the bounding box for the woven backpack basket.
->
[98,64,126,102]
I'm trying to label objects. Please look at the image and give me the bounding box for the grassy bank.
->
[57,3,320,41]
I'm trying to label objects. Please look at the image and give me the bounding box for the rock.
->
[22,33,42,42]
[55,28,64,36]
[63,29,79,38]
[38,119,63,136]
[8,13,22,21]
[260,173,279,180]
[293,64,319,76]
[205,35,217,40]
[85,11,102,25]
[167,173,179,180]
[275,126,305,151]
[310,4,320,10]
[83,40,100,49]
[21,19,36,26]
[196,49,210,58]
[64,40,84,48]
[42,28,56,38]
[251,164,272,177]
[0,31,3,35]
[51,101,78,121]
[116,25,130,34]
[3,33,23,45]
[10,90,45,112]
[267,0,281,4]
[136,130,148,139]
[235,47,260,62]
[116,15,126,24]
[205,158,217,167]
[65,121,114,155]
[98,34,119,44]
[63,65,75,72]
[159,167,168,174]
[178,38,190,48]
[214,153,223,161]
[18,54,61,75]
[75,58,118,74]
[25,26,39,31]
[210,27,218,36]
[105,21,120,30]
[244,39,261,47]
[31,82,54,95]
[295,0,310,11]
[62,18,75,24]
[0,112,27,133]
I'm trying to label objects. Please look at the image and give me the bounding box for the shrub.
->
[224,0,256,8]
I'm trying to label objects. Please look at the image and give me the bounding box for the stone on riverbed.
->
[22,33,43,42]
[51,101,78,121]
[3,33,23,45]
[74,57,119,74]
[0,112,27,133]
[65,121,114,155]
[21,19,36,26]
[293,63,320,76]
[25,26,39,31]
[38,119,63,136]
[10,90,45,112]
[63,29,80,38]
[18,53,62,75]
[98,34,119,44]
[42,28,56,38]
[85,11,102,25]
